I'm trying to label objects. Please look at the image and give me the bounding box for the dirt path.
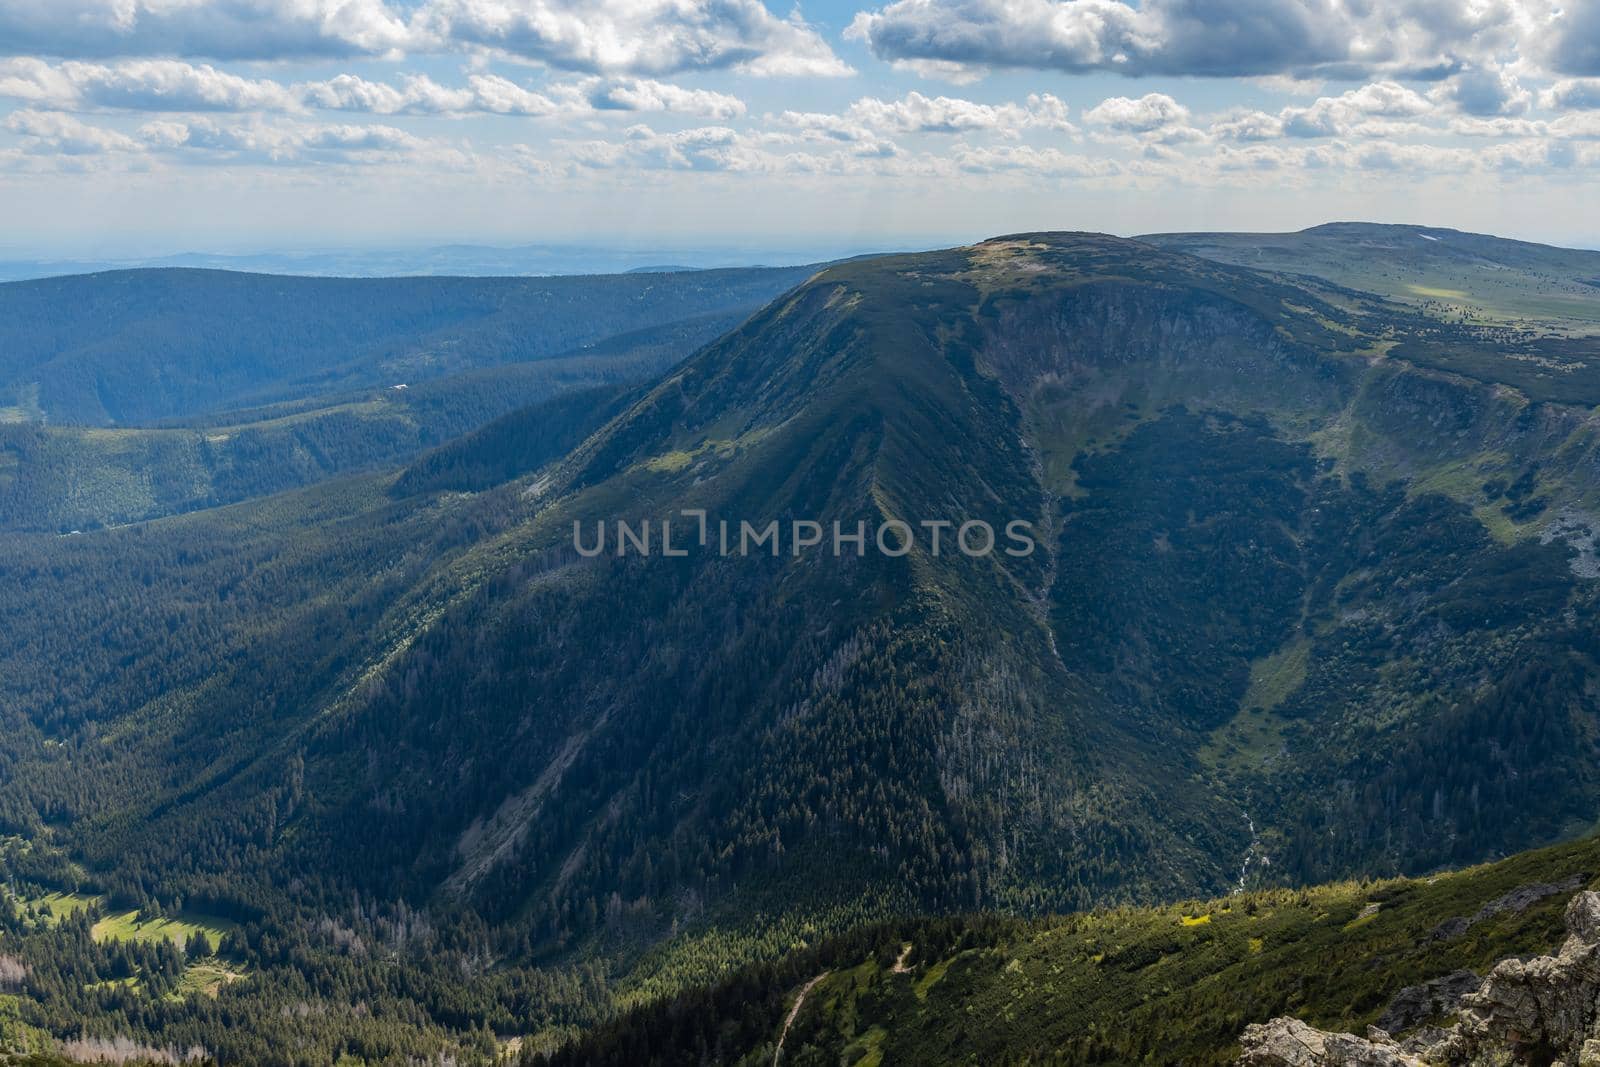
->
[890,943,913,974]
[773,972,829,1067]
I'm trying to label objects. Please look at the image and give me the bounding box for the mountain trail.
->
[774,972,829,1066]
[890,944,913,974]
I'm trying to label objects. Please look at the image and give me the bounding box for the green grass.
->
[1200,638,1308,773]
[173,962,247,1000]
[4,891,101,928]
[90,910,236,950]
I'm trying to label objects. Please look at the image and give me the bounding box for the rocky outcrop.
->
[1376,970,1481,1034]
[1239,891,1600,1067]
[1448,890,1600,1064]
[1237,1019,1422,1066]
[1425,875,1587,945]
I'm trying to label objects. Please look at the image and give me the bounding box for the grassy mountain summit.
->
[1143,221,1600,334]
[3,228,1600,1062]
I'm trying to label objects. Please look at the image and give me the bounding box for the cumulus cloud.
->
[951,142,1117,175]
[565,123,744,170]
[771,91,1075,153]
[147,117,452,164]
[419,0,849,77]
[1210,109,1286,141]
[0,58,297,111]
[4,104,468,169]
[846,0,1542,82]
[1083,93,1190,133]
[1434,66,1532,116]
[555,121,1138,179]
[580,78,746,120]
[1208,81,1433,140]
[845,90,1075,135]
[1081,92,1208,144]
[1542,78,1600,109]
[1279,81,1432,136]
[0,59,749,121]
[5,107,142,153]
[0,0,413,61]
[0,0,850,79]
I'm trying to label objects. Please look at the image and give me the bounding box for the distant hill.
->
[0,311,742,532]
[0,263,819,426]
[0,242,863,282]
[1143,222,1600,333]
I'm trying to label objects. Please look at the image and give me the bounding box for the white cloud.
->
[846,0,1541,82]
[951,143,1117,176]
[0,59,748,121]
[419,0,849,77]
[1083,93,1190,133]
[1081,92,1207,144]
[0,0,851,80]
[1542,78,1600,109]
[5,107,142,153]
[565,123,744,170]
[1206,81,1434,140]
[0,58,297,110]
[301,73,478,115]
[1210,109,1286,141]
[845,91,1075,136]
[580,77,746,120]
[1433,66,1532,116]
[1549,111,1600,138]
[0,0,413,61]
[1351,140,1476,172]
[143,116,473,166]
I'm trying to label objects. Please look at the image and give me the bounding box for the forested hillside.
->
[0,264,817,425]
[0,270,810,529]
[0,318,720,532]
[4,230,1600,1063]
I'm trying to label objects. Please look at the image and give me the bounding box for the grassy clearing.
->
[91,910,236,950]
[1200,638,1308,773]
[175,962,247,1000]
[5,890,102,928]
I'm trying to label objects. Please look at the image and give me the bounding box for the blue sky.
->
[2,0,1600,256]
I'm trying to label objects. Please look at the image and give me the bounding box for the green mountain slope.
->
[545,833,1600,1066]
[10,232,1600,920]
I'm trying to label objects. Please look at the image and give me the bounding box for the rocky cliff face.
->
[1240,891,1600,1066]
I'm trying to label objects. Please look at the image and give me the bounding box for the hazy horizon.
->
[5,217,1600,284]
[5,1,1600,255]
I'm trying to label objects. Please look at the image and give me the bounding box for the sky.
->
[2,0,1600,257]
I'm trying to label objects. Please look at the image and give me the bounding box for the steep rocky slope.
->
[1242,889,1600,1066]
